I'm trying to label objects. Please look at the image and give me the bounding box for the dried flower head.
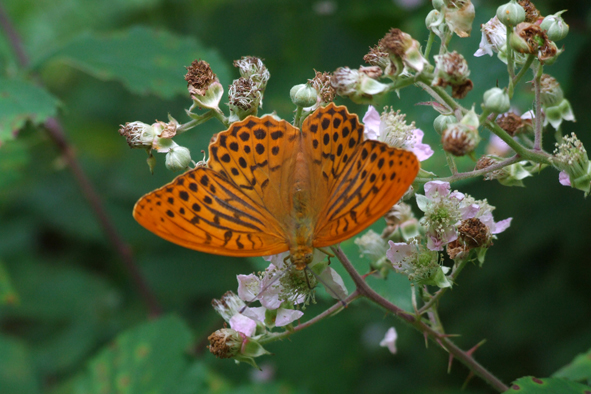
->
[234,56,270,87]
[496,112,527,136]
[228,77,261,111]
[309,70,336,104]
[118,121,157,149]
[475,16,507,57]
[185,60,216,96]
[518,0,542,23]
[457,218,491,248]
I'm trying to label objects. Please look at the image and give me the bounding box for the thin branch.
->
[331,246,509,393]
[0,3,162,317]
[533,62,544,151]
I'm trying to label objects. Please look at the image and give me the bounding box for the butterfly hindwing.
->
[313,140,419,247]
[133,167,288,256]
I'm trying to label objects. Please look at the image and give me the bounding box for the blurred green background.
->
[1,0,590,393]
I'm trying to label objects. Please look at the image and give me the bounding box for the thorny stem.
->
[507,30,516,97]
[0,4,162,317]
[510,54,536,98]
[258,291,362,345]
[533,62,544,151]
[331,246,509,393]
[417,258,470,315]
[416,155,520,184]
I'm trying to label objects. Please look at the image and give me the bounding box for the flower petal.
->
[237,274,261,302]
[362,105,381,140]
[492,218,512,234]
[229,313,257,337]
[275,308,304,327]
[386,241,414,265]
[318,267,348,300]
[379,327,398,354]
[559,170,571,186]
[424,181,451,199]
[241,306,266,323]
[410,129,434,161]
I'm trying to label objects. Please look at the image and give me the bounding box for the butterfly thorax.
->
[289,151,316,270]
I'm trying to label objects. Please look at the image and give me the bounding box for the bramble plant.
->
[116,1,589,392]
[2,1,590,393]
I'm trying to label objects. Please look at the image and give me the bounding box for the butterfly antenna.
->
[239,257,293,313]
[304,266,347,308]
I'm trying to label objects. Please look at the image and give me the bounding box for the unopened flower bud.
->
[432,0,445,11]
[539,74,563,107]
[483,87,511,113]
[496,0,526,27]
[540,10,569,41]
[433,114,457,134]
[443,0,475,38]
[118,121,157,149]
[165,146,191,172]
[290,83,317,107]
[510,22,544,54]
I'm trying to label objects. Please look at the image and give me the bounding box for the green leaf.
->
[0,77,59,144]
[35,26,231,99]
[0,261,19,305]
[73,315,194,394]
[553,348,591,383]
[504,376,591,393]
[0,335,40,394]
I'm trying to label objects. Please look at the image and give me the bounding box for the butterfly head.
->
[290,245,314,270]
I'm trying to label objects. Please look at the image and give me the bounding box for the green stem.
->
[510,54,535,98]
[293,106,304,128]
[533,62,544,151]
[486,120,551,164]
[415,155,521,184]
[445,152,458,175]
[177,110,216,133]
[424,31,435,60]
[417,258,470,315]
[331,246,510,393]
[212,107,230,128]
[506,30,516,97]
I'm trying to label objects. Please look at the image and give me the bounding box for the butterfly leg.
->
[316,247,335,265]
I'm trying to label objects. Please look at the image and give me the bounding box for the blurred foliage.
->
[0,0,590,393]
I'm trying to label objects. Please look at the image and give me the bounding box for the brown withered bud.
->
[309,70,336,103]
[442,124,479,156]
[538,39,558,62]
[518,0,542,24]
[452,80,474,99]
[512,22,545,54]
[228,77,260,111]
[379,28,411,57]
[447,240,468,260]
[364,45,390,68]
[476,156,496,171]
[496,112,525,136]
[359,65,383,79]
[208,328,241,359]
[476,156,506,181]
[185,60,216,96]
[457,218,491,248]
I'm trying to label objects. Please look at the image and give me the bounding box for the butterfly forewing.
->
[133,167,288,256]
[313,140,419,247]
[208,116,299,228]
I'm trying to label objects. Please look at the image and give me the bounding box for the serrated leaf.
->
[553,348,591,382]
[73,315,194,394]
[0,261,19,305]
[504,376,591,393]
[35,26,230,99]
[0,335,40,394]
[0,77,59,144]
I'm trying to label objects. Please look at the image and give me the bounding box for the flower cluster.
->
[208,250,347,367]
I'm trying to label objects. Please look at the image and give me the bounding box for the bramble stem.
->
[424,31,435,60]
[331,246,510,393]
[0,4,162,317]
[533,62,544,151]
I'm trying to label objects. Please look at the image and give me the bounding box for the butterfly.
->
[133,103,419,269]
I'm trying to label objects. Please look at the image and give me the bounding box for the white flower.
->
[475,16,506,57]
[363,106,433,161]
[379,327,398,354]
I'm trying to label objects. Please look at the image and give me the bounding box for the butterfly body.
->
[133,104,419,269]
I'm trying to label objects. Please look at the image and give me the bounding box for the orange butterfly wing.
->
[299,103,419,247]
[133,114,302,257]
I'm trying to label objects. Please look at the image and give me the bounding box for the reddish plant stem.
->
[0,3,162,317]
[331,246,509,393]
